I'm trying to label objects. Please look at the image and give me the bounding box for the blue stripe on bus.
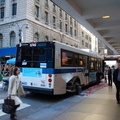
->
[42,68,84,74]
[20,68,84,74]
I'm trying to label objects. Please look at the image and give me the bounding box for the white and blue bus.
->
[16,41,103,95]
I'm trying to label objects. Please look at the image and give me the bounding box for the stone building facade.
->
[0,0,98,51]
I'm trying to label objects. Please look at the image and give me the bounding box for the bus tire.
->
[75,82,81,95]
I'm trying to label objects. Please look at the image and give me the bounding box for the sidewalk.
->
[20,84,119,120]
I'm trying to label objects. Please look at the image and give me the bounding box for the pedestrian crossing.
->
[0,82,3,89]
[0,99,31,117]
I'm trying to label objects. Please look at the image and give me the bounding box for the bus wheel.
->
[75,82,81,95]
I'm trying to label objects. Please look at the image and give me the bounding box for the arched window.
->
[44,36,49,41]
[34,33,39,41]
[10,31,16,47]
[0,34,3,48]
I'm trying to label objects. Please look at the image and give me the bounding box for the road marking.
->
[0,83,3,88]
[0,99,4,104]
[0,99,31,117]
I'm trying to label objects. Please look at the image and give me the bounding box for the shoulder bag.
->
[2,97,15,114]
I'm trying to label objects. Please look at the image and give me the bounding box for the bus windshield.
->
[16,42,54,68]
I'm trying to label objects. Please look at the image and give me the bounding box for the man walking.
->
[113,61,120,104]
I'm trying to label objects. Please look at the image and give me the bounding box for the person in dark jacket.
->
[108,66,112,86]
[113,62,120,104]
[0,71,3,82]
[96,69,103,84]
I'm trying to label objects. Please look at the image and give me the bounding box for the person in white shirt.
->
[8,67,25,120]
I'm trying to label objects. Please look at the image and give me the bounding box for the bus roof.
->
[53,41,103,59]
[18,41,103,59]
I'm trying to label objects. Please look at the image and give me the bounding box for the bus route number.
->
[30,43,36,47]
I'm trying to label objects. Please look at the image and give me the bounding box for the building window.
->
[59,9,62,17]
[0,34,3,48]
[0,0,5,2]
[65,24,68,34]
[65,13,67,20]
[59,20,62,31]
[34,33,39,41]
[74,20,76,27]
[45,36,49,41]
[89,37,91,41]
[82,31,84,37]
[53,16,56,28]
[45,11,48,24]
[0,7,4,19]
[10,31,16,47]
[45,0,49,8]
[53,4,56,13]
[35,5,39,18]
[85,35,88,40]
[12,3,17,16]
[74,29,76,37]
[0,0,5,4]
[82,40,84,45]
[70,27,73,36]
[70,17,73,25]
[85,42,88,48]
[89,44,91,49]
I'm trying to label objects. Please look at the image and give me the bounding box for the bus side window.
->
[61,51,68,65]
[61,50,74,66]
[82,55,87,67]
[74,53,79,66]
[79,54,83,67]
[67,52,74,66]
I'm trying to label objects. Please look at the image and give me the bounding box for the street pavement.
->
[0,83,119,120]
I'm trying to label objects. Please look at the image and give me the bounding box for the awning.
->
[0,47,16,56]
[6,58,16,64]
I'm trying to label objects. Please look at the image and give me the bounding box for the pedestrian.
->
[96,69,103,84]
[108,66,112,86]
[0,71,3,82]
[104,69,107,83]
[112,65,115,75]
[8,67,25,120]
[113,62,120,104]
[9,64,15,76]
[1,65,5,75]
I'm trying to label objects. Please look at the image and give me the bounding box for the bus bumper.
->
[23,86,53,95]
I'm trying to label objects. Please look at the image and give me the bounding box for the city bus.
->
[15,41,103,95]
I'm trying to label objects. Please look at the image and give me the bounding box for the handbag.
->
[2,98,15,114]
[2,103,14,114]
[4,97,15,107]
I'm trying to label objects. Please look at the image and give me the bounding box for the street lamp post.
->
[19,29,22,44]
[11,22,28,46]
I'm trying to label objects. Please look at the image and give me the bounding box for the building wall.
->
[0,0,99,53]
[0,0,27,23]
